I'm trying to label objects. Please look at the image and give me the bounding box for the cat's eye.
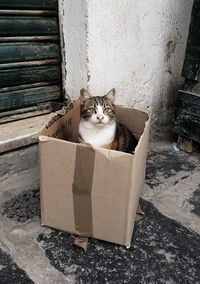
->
[89,108,96,113]
[104,108,110,113]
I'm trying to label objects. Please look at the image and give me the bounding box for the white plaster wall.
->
[60,0,193,134]
[86,0,193,133]
[59,0,88,100]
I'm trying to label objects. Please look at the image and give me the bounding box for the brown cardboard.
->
[39,99,150,248]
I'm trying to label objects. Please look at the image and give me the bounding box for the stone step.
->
[0,115,49,195]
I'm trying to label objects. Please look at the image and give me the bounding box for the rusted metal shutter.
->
[0,0,62,113]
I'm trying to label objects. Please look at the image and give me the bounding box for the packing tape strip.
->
[72,145,95,238]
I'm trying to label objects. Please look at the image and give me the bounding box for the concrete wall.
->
[60,0,193,135]
[58,0,88,100]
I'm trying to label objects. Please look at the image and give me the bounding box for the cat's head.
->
[80,88,116,127]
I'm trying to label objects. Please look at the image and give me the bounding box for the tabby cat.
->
[78,88,138,153]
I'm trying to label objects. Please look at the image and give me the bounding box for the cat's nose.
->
[97,115,104,121]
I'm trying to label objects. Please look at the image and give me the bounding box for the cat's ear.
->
[104,88,115,103]
[80,88,91,102]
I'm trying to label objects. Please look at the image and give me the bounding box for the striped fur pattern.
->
[78,88,138,153]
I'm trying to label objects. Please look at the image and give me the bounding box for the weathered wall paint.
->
[58,0,88,100]
[60,0,193,135]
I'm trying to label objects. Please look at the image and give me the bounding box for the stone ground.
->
[0,141,200,284]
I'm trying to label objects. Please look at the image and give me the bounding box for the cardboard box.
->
[39,99,150,248]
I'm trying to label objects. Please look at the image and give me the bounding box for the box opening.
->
[39,99,149,149]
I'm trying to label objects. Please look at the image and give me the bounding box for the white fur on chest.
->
[79,120,116,147]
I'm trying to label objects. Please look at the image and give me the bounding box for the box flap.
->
[39,99,81,142]
[115,106,148,137]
